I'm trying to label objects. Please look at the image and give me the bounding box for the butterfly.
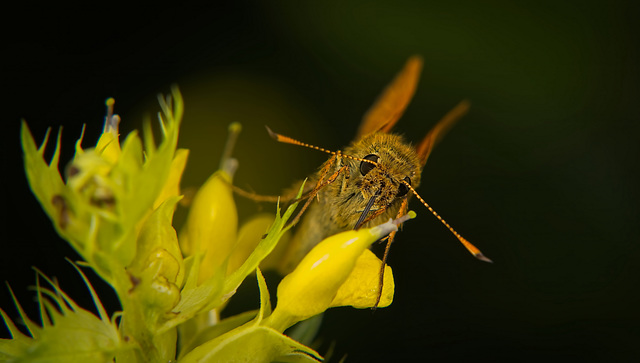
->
[242,56,491,308]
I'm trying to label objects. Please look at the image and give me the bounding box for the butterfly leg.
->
[286,154,349,229]
[373,197,408,310]
[228,179,316,204]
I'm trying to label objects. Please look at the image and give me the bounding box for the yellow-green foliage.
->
[2,87,402,362]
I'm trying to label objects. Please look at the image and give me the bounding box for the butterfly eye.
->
[397,176,411,197]
[360,154,379,175]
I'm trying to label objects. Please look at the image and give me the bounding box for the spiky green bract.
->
[0,263,121,362]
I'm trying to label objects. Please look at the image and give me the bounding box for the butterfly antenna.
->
[265,126,381,167]
[401,179,492,263]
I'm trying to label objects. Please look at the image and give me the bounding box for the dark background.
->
[3,1,639,361]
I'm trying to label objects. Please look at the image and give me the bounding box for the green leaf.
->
[254,268,272,324]
[177,268,271,359]
[20,122,67,238]
[0,307,32,360]
[179,324,322,363]
[177,310,257,360]
[0,265,121,362]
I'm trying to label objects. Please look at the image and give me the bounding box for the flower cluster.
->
[2,87,403,362]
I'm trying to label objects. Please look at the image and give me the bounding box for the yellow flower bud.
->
[132,248,182,313]
[264,220,399,332]
[180,170,237,284]
[95,98,122,164]
[95,130,121,165]
[130,196,184,281]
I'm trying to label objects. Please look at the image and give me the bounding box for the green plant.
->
[2,87,403,362]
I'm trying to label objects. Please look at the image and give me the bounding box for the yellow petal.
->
[330,249,394,309]
[226,214,275,275]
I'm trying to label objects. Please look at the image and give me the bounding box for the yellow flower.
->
[17,85,417,362]
[21,88,184,287]
[263,215,412,332]
[20,89,187,361]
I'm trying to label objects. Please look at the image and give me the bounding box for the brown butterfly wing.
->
[355,56,424,140]
[416,100,470,166]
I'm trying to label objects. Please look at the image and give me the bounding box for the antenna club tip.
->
[407,210,417,219]
[265,125,279,140]
[475,253,493,263]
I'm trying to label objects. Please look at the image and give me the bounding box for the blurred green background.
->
[3,1,639,361]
